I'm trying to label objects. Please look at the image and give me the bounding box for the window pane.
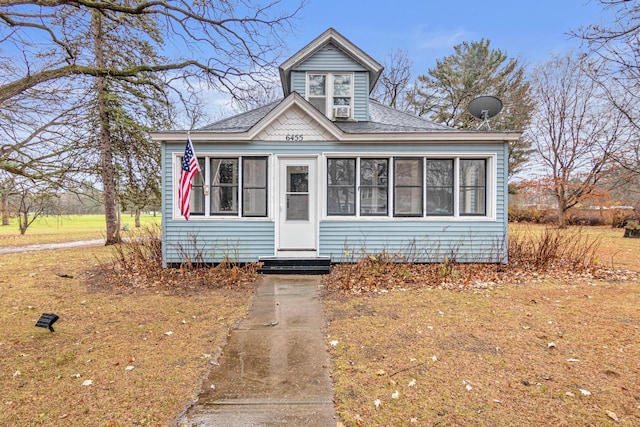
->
[333,74,351,96]
[360,159,388,186]
[309,75,326,95]
[211,186,238,214]
[287,166,308,192]
[426,188,453,215]
[243,189,267,216]
[189,158,205,216]
[360,187,388,215]
[328,159,355,185]
[394,187,422,215]
[460,159,486,186]
[394,158,422,216]
[426,159,453,216]
[327,188,355,215]
[427,159,453,186]
[460,188,486,215]
[287,194,309,220]
[242,157,267,217]
[395,159,422,186]
[360,159,388,215]
[460,159,486,215]
[327,159,355,216]
[211,158,238,214]
[190,187,205,216]
[243,158,266,187]
[286,166,309,221]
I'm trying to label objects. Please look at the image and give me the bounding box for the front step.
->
[258,257,331,275]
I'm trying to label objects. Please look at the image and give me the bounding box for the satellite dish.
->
[468,96,503,130]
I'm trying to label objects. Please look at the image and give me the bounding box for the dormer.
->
[279,28,383,122]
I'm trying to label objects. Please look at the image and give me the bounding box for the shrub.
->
[326,226,603,294]
[99,225,259,289]
[612,210,637,228]
[507,226,601,272]
[566,212,608,226]
[509,206,557,224]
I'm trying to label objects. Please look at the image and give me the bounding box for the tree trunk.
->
[1,190,9,226]
[135,207,141,228]
[92,10,121,245]
[557,196,567,229]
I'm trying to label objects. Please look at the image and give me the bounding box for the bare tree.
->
[233,79,282,112]
[8,177,60,234]
[571,0,640,180]
[372,49,413,110]
[527,54,627,228]
[0,1,304,102]
[1,0,304,243]
[0,175,15,225]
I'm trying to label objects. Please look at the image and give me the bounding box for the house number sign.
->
[285,134,304,141]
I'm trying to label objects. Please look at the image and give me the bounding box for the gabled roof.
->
[198,102,279,133]
[152,95,521,143]
[196,96,452,134]
[246,92,343,140]
[279,28,384,95]
[340,100,452,133]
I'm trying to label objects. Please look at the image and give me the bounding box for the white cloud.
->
[414,28,472,51]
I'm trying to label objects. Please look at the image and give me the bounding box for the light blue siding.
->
[161,140,509,265]
[353,72,368,121]
[164,221,274,264]
[291,71,306,96]
[319,221,507,263]
[295,44,367,72]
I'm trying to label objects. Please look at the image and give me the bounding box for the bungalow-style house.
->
[151,28,520,267]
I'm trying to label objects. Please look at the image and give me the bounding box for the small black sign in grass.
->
[35,313,59,332]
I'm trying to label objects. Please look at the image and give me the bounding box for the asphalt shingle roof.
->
[198,101,279,132]
[197,98,455,134]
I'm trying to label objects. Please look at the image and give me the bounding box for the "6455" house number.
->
[285,134,304,141]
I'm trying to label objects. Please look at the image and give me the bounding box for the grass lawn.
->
[324,224,640,426]
[0,214,161,247]
[0,245,252,426]
[1,220,638,425]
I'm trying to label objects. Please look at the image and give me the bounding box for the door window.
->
[286,166,309,221]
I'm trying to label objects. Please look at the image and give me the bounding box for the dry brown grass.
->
[0,246,253,426]
[2,223,638,426]
[324,225,640,426]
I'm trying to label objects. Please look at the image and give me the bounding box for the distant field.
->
[0,214,161,247]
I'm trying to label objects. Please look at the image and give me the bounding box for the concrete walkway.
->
[176,275,337,427]
[0,239,104,254]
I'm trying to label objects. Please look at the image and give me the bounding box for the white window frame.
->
[322,153,496,221]
[306,72,354,120]
[172,153,272,220]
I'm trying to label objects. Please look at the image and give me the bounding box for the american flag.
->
[178,137,200,220]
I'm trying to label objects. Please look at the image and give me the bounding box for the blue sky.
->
[286,0,610,75]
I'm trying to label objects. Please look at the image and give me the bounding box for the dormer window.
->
[307,72,353,120]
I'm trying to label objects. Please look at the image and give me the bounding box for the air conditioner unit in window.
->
[333,106,350,119]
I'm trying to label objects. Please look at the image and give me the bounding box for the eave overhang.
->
[151,128,521,144]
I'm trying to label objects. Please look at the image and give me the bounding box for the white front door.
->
[277,157,317,256]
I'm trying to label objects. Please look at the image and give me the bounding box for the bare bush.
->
[508,226,601,271]
[98,225,260,289]
[325,227,606,294]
